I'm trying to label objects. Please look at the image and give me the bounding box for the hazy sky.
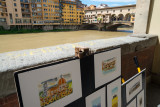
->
[80,0,137,7]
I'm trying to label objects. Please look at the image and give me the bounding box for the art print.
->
[15,59,82,107]
[94,48,121,88]
[102,57,116,75]
[107,78,121,107]
[92,96,101,107]
[38,73,73,107]
[86,87,105,107]
[126,74,142,103]
[137,90,144,107]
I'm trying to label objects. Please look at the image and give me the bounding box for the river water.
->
[0,30,131,53]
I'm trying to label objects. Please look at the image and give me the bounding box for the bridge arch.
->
[117,14,124,21]
[111,14,117,21]
[125,13,131,21]
[80,24,99,30]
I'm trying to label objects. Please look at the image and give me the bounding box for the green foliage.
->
[0,26,4,31]
[0,28,72,35]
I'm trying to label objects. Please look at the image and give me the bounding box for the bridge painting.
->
[81,4,136,31]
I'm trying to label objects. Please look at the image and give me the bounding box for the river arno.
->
[0,30,131,53]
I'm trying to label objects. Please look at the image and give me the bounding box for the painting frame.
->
[85,87,106,107]
[127,98,136,107]
[126,74,142,103]
[137,90,144,107]
[94,48,121,88]
[14,59,82,107]
[107,78,121,107]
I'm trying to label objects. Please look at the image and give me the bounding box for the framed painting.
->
[107,78,121,107]
[14,59,82,107]
[85,87,106,107]
[127,99,136,107]
[126,74,142,103]
[94,48,121,88]
[137,90,144,107]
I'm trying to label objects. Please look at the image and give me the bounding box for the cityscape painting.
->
[38,73,73,107]
[126,74,142,103]
[94,48,121,88]
[102,57,116,75]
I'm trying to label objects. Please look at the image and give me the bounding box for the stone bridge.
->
[80,21,133,31]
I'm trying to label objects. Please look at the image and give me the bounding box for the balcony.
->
[1,0,6,2]
[0,9,7,14]
[20,0,30,4]
[0,4,7,8]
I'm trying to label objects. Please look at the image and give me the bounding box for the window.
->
[128,9,130,11]
[14,0,16,1]
[120,9,122,12]
[113,10,115,12]
[16,14,18,17]
[37,4,41,7]
[14,3,17,6]
[15,9,17,12]
[15,19,22,23]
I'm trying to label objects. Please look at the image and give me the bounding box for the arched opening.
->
[117,14,124,21]
[111,14,117,21]
[125,13,131,21]
[131,13,135,22]
[81,24,99,30]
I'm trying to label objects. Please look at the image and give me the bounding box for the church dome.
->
[58,77,66,85]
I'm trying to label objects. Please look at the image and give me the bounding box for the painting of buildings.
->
[38,73,73,107]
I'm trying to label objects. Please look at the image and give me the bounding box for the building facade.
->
[84,4,136,24]
[0,0,84,29]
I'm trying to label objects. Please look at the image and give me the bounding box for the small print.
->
[38,73,73,107]
[112,87,118,107]
[92,97,101,107]
[129,81,140,95]
[102,57,116,74]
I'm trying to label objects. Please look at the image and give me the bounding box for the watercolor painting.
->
[112,87,118,107]
[137,90,144,107]
[86,87,105,107]
[92,97,101,107]
[102,57,116,75]
[107,78,121,107]
[126,74,142,103]
[129,81,140,95]
[94,48,121,88]
[38,73,73,107]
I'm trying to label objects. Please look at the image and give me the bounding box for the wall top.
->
[0,34,158,73]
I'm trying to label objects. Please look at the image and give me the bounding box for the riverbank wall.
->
[0,34,158,107]
[0,25,80,31]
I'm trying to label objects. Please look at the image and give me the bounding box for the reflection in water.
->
[0,30,131,53]
[117,27,133,33]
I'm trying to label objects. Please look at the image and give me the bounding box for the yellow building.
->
[61,0,84,25]
[61,0,77,25]
[76,8,84,25]
[0,0,84,29]
[31,0,60,25]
